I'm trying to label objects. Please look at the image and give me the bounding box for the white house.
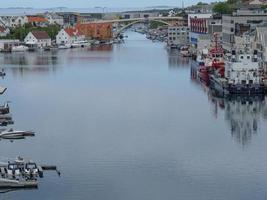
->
[0,16,28,27]
[24,31,51,47]
[56,28,85,45]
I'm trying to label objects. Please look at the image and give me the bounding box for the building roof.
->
[64,28,82,37]
[27,16,48,23]
[31,31,50,39]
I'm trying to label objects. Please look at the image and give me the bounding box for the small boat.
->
[0,102,9,115]
[0,119,14,126]
[58,44,71,49]
[180,46,191,57]
[0,69,5,77]
[0,129,35,140]
[11,45,29,52]
[0,114,12,121]
[0,157,59,189]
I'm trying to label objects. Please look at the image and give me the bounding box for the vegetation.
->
[0,24,61,40]
[149,21,166,29]
[212,2,233,14]
[196,2,209,6]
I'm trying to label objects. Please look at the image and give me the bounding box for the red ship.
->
[197,33,225,85]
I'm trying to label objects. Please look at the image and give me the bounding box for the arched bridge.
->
[82,17,186,38]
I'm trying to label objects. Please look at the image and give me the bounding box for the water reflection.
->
[191,67,267,145]
[2,51,58,66]
[167,49,189,68]
[90,44,113,51]
[210,94,267,145]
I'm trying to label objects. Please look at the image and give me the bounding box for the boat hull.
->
[210,75,265,96]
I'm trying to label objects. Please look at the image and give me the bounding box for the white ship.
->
[210,35,265,95]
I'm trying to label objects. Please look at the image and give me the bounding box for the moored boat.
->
[11,45,29,52]
[210,35,265,95]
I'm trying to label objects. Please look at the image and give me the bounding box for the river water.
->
[0,32,267,200]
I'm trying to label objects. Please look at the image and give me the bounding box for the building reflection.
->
[1,51,59,76]
[167,49,189,69]
[3,51,58,66]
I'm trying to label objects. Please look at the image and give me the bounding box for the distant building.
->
[0,16,27,27]
[167,26,190,47]
[44,13,64,26]
[24,31,51,47]
[27,16,48,27]
[248,0,267,5]
[57,12,80,26]
[222,12,267,51]
[76,23,113,40]
[121,12,159,19]
[56,28,85,45]
[187,13,212,27]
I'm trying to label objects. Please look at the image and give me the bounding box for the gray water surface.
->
[0,32,267,200]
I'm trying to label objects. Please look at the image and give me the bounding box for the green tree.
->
[212,2,233,14]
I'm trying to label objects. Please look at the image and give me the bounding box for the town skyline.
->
[0,0,214,9]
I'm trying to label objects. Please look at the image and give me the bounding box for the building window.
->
[231,20,234,24]
[231,28,234,32]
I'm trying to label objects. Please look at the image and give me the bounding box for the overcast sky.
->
[0,0,213,8]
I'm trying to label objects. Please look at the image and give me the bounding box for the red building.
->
[76,22,113,40]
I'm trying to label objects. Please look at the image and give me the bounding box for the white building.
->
[167,26,190,47]
[0,16,28,27]
[24,31,51,47]
[56,28,85,45]
[0,39,20,51]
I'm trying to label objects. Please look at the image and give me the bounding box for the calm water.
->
[1,32,267,200]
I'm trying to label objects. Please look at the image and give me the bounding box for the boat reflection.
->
[167,49,189,69]
[191,67,267,145]
[211,94,266,145]
[0,188,37,194]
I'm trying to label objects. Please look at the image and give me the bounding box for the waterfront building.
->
[76,23,113,40]
[187,13,212,26]
[24,31,51,47]
[222,8,267,51]
[189,15,222,52]
[167,26,190,47]
[56,28,85,45]
[0,39,20,51]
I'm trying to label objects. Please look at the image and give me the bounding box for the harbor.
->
[1,0,267,199]
[0,32,266,199]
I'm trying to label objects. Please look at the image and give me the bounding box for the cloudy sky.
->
[0,0,213,8]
